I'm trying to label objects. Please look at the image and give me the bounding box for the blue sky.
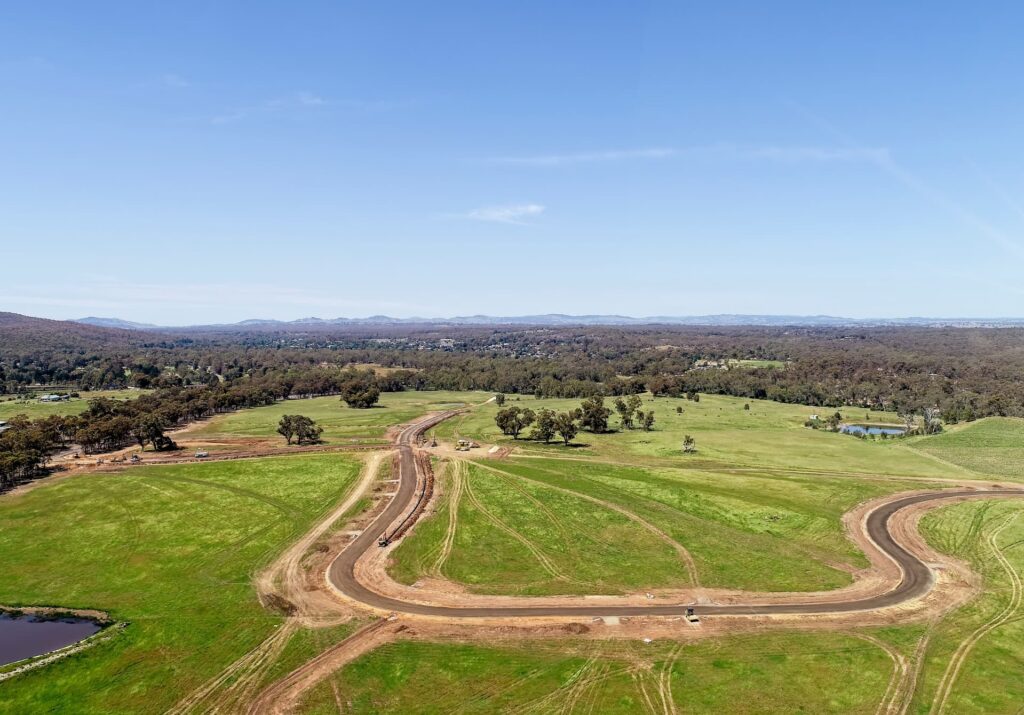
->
[3,2,1024,323]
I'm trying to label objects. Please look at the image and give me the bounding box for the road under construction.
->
[328,410,1024,620]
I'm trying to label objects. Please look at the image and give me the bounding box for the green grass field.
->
[298,632,894,714]
[435,393,970,479]
[190,390,484,444]
[910,417,1024,480]
[0,453,364,713]
[0,389,148,420]
[394,392,972,595]
[908,498,1024,713]
[391,457,930,594]
[4,390,1022,712]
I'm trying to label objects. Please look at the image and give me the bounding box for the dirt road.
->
[328,411,1024,619]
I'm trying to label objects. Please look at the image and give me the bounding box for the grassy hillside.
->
[909,499,1024,713]
[190,390,485,444]
[393,393,970,594]
[391,457,929,594]
[0,453,363,713]
[435,393,969,479]
[911,417,1024,480]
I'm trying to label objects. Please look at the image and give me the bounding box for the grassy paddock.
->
[299,632,893,714]
[189,390,485,444]
[0,453,363,713]
[911,417,1024,480]
[390,457,929,593]
[0,389,149,421]
[436,393,966,479]
[908,498,1024,713]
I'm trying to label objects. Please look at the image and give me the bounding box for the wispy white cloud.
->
[486,144,889,167]
[450,203,546,225]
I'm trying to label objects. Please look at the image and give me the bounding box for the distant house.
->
[438,339,456,349]
[38,394,69,402]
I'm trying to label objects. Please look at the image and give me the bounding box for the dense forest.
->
[4,311,1024,490]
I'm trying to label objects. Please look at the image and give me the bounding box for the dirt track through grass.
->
[930,513,1022,714]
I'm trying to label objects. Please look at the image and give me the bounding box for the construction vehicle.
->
[378,533,391,547]
[455,439,479,452]
[685,607,700,624]
[130,454,141,463]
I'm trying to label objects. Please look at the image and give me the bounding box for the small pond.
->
[840,424,906,436]
[0,613,102,667]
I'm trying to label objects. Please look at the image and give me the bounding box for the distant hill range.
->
[66,313,1024,330]
[77,316,161,330]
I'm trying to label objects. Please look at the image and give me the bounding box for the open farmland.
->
[297,632,895,714]
[0,390,148,421]
[3,389,1024,713]
[911,417,1024,481]
[434,393,974,478]
[394,394,958,595]
[0,453,365,713]
[188,391,483,445]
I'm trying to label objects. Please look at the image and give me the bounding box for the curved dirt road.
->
[328,411,1024,618]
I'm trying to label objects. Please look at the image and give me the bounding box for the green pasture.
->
[189,390,485,443]
[300,632,893,714]
[908,498,1024,713]
[910,417,1024,480]
[0,453,363,713]
[436,393,968,479]
[0,389,148,421]
[391,458,931,593]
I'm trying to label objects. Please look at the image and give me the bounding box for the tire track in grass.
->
[209,620,298,713]
[894,629,934,715]
[558,464,855,583]
[657,644,683,715]
[461,476,578,585]
[167,620,297,715]
[632,668,661,715]
[430,460,465,578]
[476,463,621,554]
[246,620,396,715]
[930,512,1022,715]
[511,657,595,714]
[98,481,144,571]
[847,633,904,715]
[478,461,701,587]
[508,659,636,715]
[458,661,550,712]
[157,473,305,521]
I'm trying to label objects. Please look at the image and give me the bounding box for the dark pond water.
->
[840,424,906,436]
[0,614,102,666]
